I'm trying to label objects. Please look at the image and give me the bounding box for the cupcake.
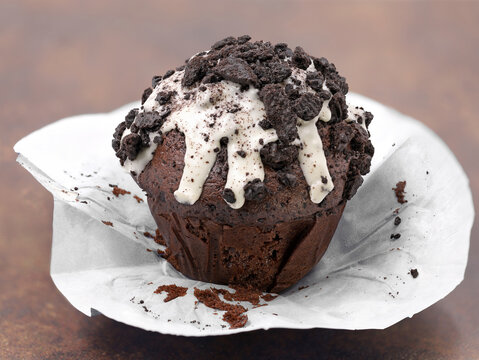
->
[112,36,374,292]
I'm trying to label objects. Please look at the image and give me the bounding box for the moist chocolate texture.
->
[112,36,374,292]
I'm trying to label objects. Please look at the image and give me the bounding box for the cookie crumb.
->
[101,221,113,227]
[410,269,419,278]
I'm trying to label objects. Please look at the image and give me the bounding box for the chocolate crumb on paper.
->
[154,284,188,302]
[133,195,144,203]
[410,269,419,278]
[101,221,113,227]
[393,181,407,204]
[112,186,131,197]
[194,288,248,329]
[394,216,401,226]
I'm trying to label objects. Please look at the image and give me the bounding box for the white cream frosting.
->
[346,104,369,131]
[122,59,366,209]
[296,83,334,204]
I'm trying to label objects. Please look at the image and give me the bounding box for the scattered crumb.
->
[390,233,401,240]
[133,195,144,203]
[112,186,131,197]
[146,249,153,252]
[393,181,407,204]
[298,285,309,291]
[194,288,248,329]
[212,286,261,306]
[394,216,401,226]
[154,284,188,302]
[101,221,113,227]
[410,269,419,278]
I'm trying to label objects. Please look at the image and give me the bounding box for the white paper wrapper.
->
[14,94,474,336]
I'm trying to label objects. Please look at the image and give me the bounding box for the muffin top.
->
[113,36,373,210]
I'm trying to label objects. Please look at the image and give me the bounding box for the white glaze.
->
[346,104,369,131]
[296,83,334,204]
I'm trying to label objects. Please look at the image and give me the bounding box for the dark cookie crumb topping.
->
[113,35,374,205]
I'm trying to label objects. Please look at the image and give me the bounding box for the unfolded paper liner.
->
[14,93,474,336]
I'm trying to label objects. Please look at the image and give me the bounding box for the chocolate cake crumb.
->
[394,216,402,226]
[410,269,419,278]
[298,285,309,291]
[112,186,131,197]
[236,150,246,158]
[214,285,277,306]
[102,221,113,227]
[393,181,407,204]
[261,293,278,302]
[222,307,248,329]
[154,284,188,302]
[133,195,144,203]
[194,288,248,329]
[390,233,401,240]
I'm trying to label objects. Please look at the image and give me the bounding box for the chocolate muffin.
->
[112,36,374,292]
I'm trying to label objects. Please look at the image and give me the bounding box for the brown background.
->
[1,1,478,359]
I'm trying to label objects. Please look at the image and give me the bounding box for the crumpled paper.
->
[14,93,474,336]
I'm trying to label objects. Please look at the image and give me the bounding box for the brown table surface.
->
[1,1,478,359]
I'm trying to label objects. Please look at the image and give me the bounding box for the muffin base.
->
[152,202,345,293]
